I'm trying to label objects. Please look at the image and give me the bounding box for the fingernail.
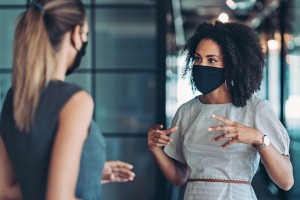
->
[220,146,224,149]
[212,138,215,142]
[208,128,212,131]
[212,114,216,118]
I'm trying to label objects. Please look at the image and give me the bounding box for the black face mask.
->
[191,65,225,95]
[66,40,88,76]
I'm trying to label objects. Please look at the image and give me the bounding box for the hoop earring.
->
[225,80,234,90]
[225,81,229,90]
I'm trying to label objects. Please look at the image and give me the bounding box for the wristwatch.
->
[254,135,270,149]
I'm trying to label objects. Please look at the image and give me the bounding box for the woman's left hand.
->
[208,114,263,148]
[101,161,135,184]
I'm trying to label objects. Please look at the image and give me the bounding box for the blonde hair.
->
[12,0,85,132]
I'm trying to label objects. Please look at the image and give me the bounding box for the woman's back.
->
[0,80,106,199]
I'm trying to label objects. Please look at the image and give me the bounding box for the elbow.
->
[278,175,294,191]
[281,178,294,191]
[171,177,187,187]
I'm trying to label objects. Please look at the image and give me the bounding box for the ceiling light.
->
[218,12,229,23]
[267,39,279,51]
[226,0,256,10]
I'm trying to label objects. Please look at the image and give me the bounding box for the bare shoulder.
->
[58,91,94,138]
[64,90,94,110]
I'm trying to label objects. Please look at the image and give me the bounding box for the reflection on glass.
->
[95,73,155,133]
[0,74,12,109]
[0,0,26,5]
[65,73,92,94]
[81,0,90,4]
[0,10,23,69]
[95,8,156,69]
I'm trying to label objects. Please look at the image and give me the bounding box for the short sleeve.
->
[253,100,290,156]
[164,107,186,164]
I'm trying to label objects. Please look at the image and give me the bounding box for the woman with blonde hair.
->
[0,0,135,199]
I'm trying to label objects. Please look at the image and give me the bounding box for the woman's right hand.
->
[147,124,178,152]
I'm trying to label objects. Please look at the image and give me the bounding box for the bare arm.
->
[46,91,93,200]
[257,144,293,191]
[210,115,294,191]
[0,137,22,200]
[147,125,189,186]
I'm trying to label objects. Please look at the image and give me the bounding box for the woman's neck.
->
[199,84,231,104]
[50,34,72,81]
[50,50,69,81]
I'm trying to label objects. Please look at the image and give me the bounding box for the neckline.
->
[196,95,232,106]
[49,79,64,84]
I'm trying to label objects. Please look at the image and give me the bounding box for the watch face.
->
[264,135,270,146]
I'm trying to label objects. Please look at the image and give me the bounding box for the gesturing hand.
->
[101,161,135,184]
[208,115,263,148]
[147,124,178,152]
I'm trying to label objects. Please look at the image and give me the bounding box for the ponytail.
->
[13,5,55,132]
[12,0,85,132]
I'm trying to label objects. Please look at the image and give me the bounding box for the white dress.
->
[164,95,290,200]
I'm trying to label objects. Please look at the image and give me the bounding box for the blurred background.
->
[0,0,299,199]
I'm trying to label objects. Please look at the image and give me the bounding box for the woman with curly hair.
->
[147,20,293,199]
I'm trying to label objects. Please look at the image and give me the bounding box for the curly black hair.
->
[182,20,265,107]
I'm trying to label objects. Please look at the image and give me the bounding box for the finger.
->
[208,125,237,132]
[108,161,134,169]
[113,176,133,182]
[148,141,167,147]
[102,172,112,181]
[102,162,112,173]
[112,168,135,177]
[220,138,238,148]
[102,167,112,174]
[152,132,172,142]
[119,171,135,179]
[163,126,178,135]
[150,124,163,131]
[211,114,235,125]
[152,137,170,145]
[212,132,238,142]
[111,171,135,182]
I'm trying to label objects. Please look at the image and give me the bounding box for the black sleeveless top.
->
[0,80,106,200]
